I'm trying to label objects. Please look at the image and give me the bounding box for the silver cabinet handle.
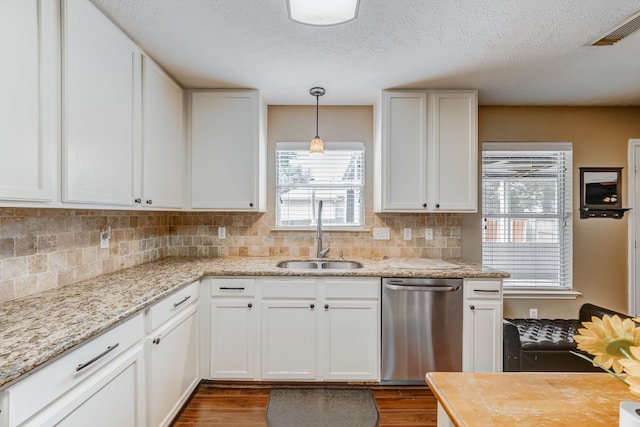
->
[219,287,245,291]
[473,289,500,293]
[76,343,119,372]
[173,295,191,308]
[153,336,161,345]
[470,305,475,310]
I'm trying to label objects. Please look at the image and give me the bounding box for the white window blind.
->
[276,142,364,228]
[482,143,572,289]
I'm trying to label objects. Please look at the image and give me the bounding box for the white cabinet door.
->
[190,91,264,211]
[429,91,478,212]
[0,0,55,203]
[379,91,428,211]
[261,300,317,380]
[147,304,199,427]
[141,56,184,209]
[210,298,256,379]
[62,0,141,206]
[377,90,478,212]
[463,279,503,372]
[39,344,145,427]
[321,300,379,381]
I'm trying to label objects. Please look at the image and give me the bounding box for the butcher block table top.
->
[425,372,637,426]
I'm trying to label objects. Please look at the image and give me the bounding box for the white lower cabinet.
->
[146,282,200,427]
[206,277,381,382]
[462,279,503,372]
[261,279,318,380]
[33,346,144,427]
[322,279,380,381]
[2,313,145,427]
[209,279,257,379]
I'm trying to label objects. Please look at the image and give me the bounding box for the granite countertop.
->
[0,256,508,389]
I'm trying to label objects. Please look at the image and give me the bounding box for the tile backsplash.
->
[0,208,461,302]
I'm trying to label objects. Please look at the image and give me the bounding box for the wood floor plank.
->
[172,383,437,426]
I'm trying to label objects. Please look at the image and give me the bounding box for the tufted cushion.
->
[505,318,583,351]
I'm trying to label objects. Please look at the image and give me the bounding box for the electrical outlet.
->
[373,228,390,240]
[218,226,226,239]
[425,228,433,241]
[99,225,111,249]
[529,308,538,319]
[403,228,411,240]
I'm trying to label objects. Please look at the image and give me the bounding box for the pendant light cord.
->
[315,94,320,138]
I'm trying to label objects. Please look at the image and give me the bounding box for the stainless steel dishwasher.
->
[381,277,463,384]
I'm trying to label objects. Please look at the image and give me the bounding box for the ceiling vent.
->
[591,10,640,46]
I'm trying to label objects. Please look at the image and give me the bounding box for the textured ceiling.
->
[89,0,640,106]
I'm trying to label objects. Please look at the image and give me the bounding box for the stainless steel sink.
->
[275,260,363,270]
[275,261,320,269]
[320,261,363,269]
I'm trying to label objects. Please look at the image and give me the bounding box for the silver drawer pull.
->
[473,289,500,293]
[173,295,191,307]
[219,287,245,291]
[76,343,119,372]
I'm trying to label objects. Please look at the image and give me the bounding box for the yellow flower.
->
[621,349,640,396]
[574,315,640,373]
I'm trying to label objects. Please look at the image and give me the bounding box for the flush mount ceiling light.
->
[287,0,360,26]
[309,87,325,154]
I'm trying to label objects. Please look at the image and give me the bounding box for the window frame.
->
[275,141,365,230]
[481,142,575,298]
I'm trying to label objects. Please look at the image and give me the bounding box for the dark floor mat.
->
[266,388,379,427]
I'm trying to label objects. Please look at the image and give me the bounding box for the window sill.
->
[504,289,582,300]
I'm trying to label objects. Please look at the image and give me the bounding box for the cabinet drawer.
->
[324,278,380,299]
[262,279,316,298]
[211,278,256,297]
[464,279,502,299]
[148,281,199,332]
[5,313,143,427]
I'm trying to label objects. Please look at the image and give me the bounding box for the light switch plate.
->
[425,228,433,240]
[100,234,109,249]
[373,228,390,240]
[218,226,226,239]
[403,228,411,240]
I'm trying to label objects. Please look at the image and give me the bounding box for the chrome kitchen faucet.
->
[316,200,330,258]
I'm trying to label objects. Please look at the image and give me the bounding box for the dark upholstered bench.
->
[503,303,632,372]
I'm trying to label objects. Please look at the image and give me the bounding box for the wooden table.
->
[425,372,637,426]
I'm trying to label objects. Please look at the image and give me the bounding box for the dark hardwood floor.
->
[172,382,438,426]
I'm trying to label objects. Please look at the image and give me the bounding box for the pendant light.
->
[309,87,325,154]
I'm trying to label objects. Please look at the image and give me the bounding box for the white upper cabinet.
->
[141,57,184,209]
[0,0,56,203]
[378,91,428,211]
[190,91,266,211]
[61,0,141,207]
[376,90,478,212]
[429,91,478,211]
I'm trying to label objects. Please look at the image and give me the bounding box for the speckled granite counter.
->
[0,256,508,389]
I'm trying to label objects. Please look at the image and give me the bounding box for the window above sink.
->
[275,142,365,230]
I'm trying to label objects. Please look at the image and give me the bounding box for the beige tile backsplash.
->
[0,208,461,302]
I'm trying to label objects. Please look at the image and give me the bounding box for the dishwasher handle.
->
[384,283,461,292]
